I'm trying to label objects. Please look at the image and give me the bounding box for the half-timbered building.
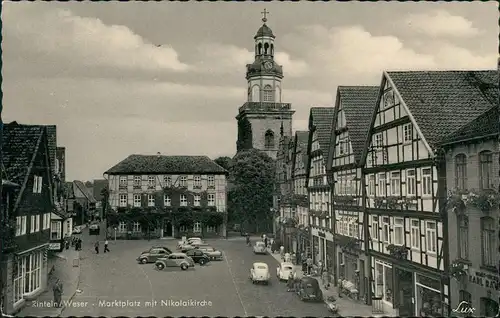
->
[306,107,335,268]
[361,70,498,317]
[326,86,379,304]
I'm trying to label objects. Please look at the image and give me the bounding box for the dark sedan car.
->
[137,246,173,264]
[185,249,210,265]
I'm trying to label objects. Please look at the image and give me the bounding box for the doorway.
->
[163,220,172,237]
[396,268,413,317]
[359,259,366,302]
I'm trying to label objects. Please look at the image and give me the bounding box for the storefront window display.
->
[416,274,443,317]
[375,260,393,304]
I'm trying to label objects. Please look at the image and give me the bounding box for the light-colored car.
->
[197,246,223,260]
[155,253,195,271]
[177,237,203,249]
[253,241,267,254]
[250,262,270,284]
[276,262,296,281]
[180,242,209,252]
[72,226,82,234]
[137,246,173,264]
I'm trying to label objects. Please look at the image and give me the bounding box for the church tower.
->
[235,10,295,160]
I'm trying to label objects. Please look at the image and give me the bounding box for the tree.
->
[229,149,275,233]
[214,156,232,171]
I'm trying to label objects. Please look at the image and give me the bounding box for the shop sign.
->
[468,271,499,291]
[49,243,61,250]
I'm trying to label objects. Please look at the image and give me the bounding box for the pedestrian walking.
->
[104,240,110,253]
[306,256,313,275]
[264,237,268,251]
[280,245,285,260]
[286,271,295,292]
[94,241,99,254]
[52,279,63,307]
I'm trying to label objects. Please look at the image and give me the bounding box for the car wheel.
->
[199,259,206,266]
[156,263,165,270]
[140,258,148,264]
[181,263,188,270]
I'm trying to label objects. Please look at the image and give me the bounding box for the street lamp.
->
[114,227,117,241]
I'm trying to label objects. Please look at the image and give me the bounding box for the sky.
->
[2,2,498,181]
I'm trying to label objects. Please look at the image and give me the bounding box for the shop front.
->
[311,227,333,265]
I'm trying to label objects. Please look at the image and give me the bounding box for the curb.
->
[57,250,82,317]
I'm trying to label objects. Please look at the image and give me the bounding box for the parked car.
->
[72,226,82,234]
[276,262,296,281]
[177,237,202,249]
[253,241,267,254]
[181,242,210,253]
[296,277,323,302]
[197,246,223,260]
[155,253,195,271]
[249,262,270,285]
[137,246,173,264]
[185,249,210,265]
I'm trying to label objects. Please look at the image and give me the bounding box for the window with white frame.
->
[382,217,390,243]
[119,176,127,188]
[164,195,171,206]
[374,133,383,148]
[33,175,42,193]
[41,214,46,230]
[368,175,376,196]
[35,215,40,232]
[208,175,215,187]
[148,176,155,188]
[21,216,26,235]
[378,173,386,197]
[375,261,393,304]
[371,216,379,240]
[132,222,141,232]
[406,169,416,196]
[147,194,155,207]
[118,222,127,232]
[13,257,23,304]
[194,195,201,206]
[163,176,171,187]
[180,195,187,206]
[393,218,404,245]
[193,222,201,233]
[45,213,51,230]
[119,194,128,207]
[179,225,188,232]
[133,194,141,207]
[16,217,22,236]
[422,168,432,196]
[194,175,201,187]
[425,221,437,253]
[402,123,413,143]
[23,252,42,295]
[133,176,141,187]
[208,194,215,206]
[339,140,345,155]
[390,172,400,196]
[410,219,420,249]
[30,216,36,233]
[51,221,61,240]
[206,225,217,233]
[263,85,274,102]
[179,176,187,187]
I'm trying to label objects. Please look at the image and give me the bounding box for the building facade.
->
[2,124,53,315]
[235,14,295,160]
[306,107,335,269]
[105,155,228,239]
[326,86,379,304]
[441,106,499,317]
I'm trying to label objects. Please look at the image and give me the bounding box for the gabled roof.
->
[386,70,498,148]
[93,179,108,201]
[337,86,379,163]
[73,180,97,203]
[308,107,335,155]
[439,106,499,145]
[105,155,228,175]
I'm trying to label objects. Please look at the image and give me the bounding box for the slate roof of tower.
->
[338,86,380,163]
[309,107,335,155]
[255,24,275,38]
[386,70,498,148]
[105,155,228,175]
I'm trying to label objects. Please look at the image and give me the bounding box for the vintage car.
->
[137,246,173,264]
[253,241,267,254]
[296,277,323,302]
[249,262,270,285]
[185,249,210,265]
[72,226,82,234]
[180,242,210,253]
[177,237,202,249]
[155,252,195,270]
[196,246,223,260]
[276,262,296,281]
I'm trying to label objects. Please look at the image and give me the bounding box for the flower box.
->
[447,188,500,213]
[387,244,409,259]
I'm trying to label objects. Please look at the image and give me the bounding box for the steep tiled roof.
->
[338,86,379,163]
[309,107,335,155]
[93,179,108,201]
[73,180,97,203]
[387,70,498,148]
[439,106,499,145]
[2,124,44,185]
[105,155,228,175]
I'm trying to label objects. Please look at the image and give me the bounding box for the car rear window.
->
[256,266,267,270]
[284,266,293,271]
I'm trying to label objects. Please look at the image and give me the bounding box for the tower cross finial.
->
[261,9,269,23]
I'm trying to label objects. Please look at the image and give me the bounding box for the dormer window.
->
[263,85,274,102]
[33,176,42,194]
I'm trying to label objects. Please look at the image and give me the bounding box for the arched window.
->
[270,44,274,55]
[258,43,262,55]
[454,154,467,190]
[480,217,495,267]
[479,150,493,189]
[263,85,274,102]
[264,130,275,149]
[457,215,469,260]
[264,43,269,55]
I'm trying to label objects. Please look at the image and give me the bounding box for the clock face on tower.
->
[264,61,273,71]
